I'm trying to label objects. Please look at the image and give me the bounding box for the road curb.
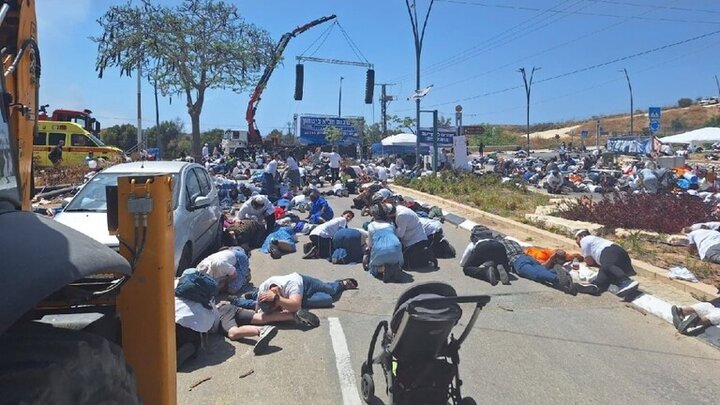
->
[391,184,720,347]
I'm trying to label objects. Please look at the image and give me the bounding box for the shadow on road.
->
[179,335,237,373]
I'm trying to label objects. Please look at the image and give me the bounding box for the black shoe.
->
[253,325,278,355]
[483,265,498,286]
[671,305,682,329]
[497,264,510,285]
[616,279,639,296]
[677,313,699,334]
[553,265,576,295]
[269,241,282,260]
[294,309,320,328]
[575,282,600,295]
[303,242,313,254]
[302,246,318,259]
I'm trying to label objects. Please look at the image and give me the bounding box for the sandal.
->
[341,278,359,290]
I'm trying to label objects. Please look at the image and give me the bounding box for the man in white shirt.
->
[202,143,209,159]
[255,272,358,314]
[389,205,435,269]
[286,152,301,190]
[236,195,276,235]
[575,230,639,296]
[687,228,720,264]
[195,247,250,293]
[376,165,388,182]
[321,150,342,182]
[304,211,355,259]
[683,222,720,232]
[389,162,398,178]
[263,154,279,196]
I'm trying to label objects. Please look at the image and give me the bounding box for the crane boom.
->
[246,14,336,145]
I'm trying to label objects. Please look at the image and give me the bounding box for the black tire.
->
[362,254,370,272]
[177,242,192,276]
[0,322,140,404]
[361,373,374,403]
[460,397,477,405]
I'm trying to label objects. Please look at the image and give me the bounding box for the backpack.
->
[175,271,219,309]
[428,206,445,223]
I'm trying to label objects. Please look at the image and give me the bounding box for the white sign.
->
[453,135,468,170]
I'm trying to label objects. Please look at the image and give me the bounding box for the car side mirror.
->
[192,195,211,209]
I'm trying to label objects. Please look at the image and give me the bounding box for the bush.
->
[678,98,693,108]
[556,192,718,234]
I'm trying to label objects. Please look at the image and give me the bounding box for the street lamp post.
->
[621,68,634,138]
[338,76,344,117]
[405,0,435,166]
[715,75,719,101]
[518,66,539,153]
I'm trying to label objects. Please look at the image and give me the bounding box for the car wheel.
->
[0,322,141,404]
[177,243,192,276]
[212,220,223,251]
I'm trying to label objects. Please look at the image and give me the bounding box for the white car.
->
[54,161,222,275]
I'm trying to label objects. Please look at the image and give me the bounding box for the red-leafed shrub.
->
[556,192,718,234]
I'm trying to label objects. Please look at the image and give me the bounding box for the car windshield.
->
[64,172,179,212]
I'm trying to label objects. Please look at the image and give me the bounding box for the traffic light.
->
[294,64,304,100]
[364,68,374,104]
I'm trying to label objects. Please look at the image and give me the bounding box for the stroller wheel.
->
[460,397,477,405]
[362,254,370,271]
[430,257,438,268]
[360,373,374,403]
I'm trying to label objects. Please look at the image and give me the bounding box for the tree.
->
[93,0,275,159]
[200,129,224,150]
[324,126,342,148]
[100,124,138,151]
[144,119,184,156]
[706,116,720,127]
[678,98,693,108]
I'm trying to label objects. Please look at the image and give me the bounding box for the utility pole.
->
[338,76,344,117]
[621,68,634,138]
[136,61,142,154]
[405,0,435,165]
[595,119,601,150]
[376,83,396,137]
[715,75,720,101]
[518,66,539,153]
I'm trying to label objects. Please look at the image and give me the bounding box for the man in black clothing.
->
[48,140,64,166]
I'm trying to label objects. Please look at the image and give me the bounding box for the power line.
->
[437,0,720,24]
[434,0,678,91]
[398,28,720,110]
[584,0,720,15]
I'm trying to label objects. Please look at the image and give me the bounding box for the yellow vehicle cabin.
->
[33,121,125,166]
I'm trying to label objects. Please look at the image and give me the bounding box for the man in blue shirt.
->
[308,190,334,224]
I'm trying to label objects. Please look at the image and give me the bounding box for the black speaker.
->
[364,69,374,104]
[294,64,304,100]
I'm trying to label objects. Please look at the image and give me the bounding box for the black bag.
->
[175,272,219,309]
[433,238,456,258]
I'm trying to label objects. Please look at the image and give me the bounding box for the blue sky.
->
[36,0,720,135]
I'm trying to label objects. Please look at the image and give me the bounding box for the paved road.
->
[177,194,720,405]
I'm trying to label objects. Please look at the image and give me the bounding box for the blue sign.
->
[649,107,661,133]
[581,130,589,138]
[298,116,360,145]
[418,127,455,146]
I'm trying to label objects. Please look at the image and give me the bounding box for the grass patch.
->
[395,171,550,220]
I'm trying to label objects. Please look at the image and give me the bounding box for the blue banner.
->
[418,127,455,146]
[298,116,360,145]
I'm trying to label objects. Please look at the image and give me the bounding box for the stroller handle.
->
[406,294,491,311]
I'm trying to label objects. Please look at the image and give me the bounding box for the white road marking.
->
[328,317,362,405]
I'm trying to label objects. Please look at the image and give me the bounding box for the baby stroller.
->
[360,282,490,405]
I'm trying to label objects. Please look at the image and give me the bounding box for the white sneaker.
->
[253,325,278,355]
[616,279,639,296]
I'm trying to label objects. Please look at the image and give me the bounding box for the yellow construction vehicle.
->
[0,1,176,403]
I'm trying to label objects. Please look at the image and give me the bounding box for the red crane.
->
[246,15,337,145]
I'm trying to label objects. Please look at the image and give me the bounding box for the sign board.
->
[648,107,661,133]
[463,125,485,136]
[581,130,589,138]
[418,127,455,146]
[297,116,360,145]
[453,135,468,170]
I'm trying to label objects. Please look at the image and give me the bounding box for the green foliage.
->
[395,172,550,219]
[468,125,520,146]
[144,119,184,156]
[200,128,224,149]
[705,116,720,127]
[100,124,138,151]
[324,125,342,146]
[678,98,693,108]
[92,0,275,157]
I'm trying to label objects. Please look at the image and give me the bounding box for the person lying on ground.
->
[307,190,334,224]
[685,228,720,264]
[239,272,358,313]
[304,210,355,259]
[224,218,266,250]
[672,298,720,335]
[236,195,276,235]
[523,246,582,267]
[459,225,510,285]
[195,246,250,293]
[388,203,434,270]
[495,235,576,295]
[574,229,639,296]
[261,226,297,260]
[682,221,720,233]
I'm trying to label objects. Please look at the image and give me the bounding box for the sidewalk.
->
[391,184,720,348]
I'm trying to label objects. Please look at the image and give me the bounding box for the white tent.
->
[659,127,720,144]
[381,133,416,146]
